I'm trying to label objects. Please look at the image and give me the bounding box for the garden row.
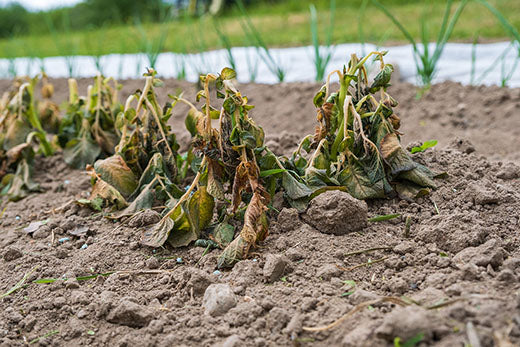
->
[0,52,440,268]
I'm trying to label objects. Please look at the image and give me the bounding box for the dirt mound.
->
[0,77,520,346]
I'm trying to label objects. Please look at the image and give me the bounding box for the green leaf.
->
[94,155,138,198]
[259,168,286,177]
[220,67,237,80]
[398,163,437,188]
[282,172,314,200]
[313,85,326,107]
[63,134,101,170]
[380,133,417,176]
[89,177,128,210]
[410,140,438,154]
[211,222,235,247]
[338,157,386,200]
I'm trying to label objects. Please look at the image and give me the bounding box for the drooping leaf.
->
[380,133,416,176]
[89,177,128,210]
[94,155,138,198]
[211,222,235,248]
[63,134,102,170]
[282,171,315,200]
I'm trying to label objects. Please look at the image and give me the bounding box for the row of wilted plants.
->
[0,52,442,268]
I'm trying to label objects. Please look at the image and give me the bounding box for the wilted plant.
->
[0,76,54,201]
[309,0,336,81]
[142,68,282,269]
[58,75,122,169]
[80,69,185,213]
[283,51,443,208]
[371,0,468,87]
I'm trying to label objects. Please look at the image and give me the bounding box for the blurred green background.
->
[0,0,517,58]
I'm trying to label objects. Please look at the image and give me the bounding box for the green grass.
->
[0,0,519,59]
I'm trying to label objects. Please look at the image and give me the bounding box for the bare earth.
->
[0,75,519,346]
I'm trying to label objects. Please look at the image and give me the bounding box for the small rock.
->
[106,300,153,327]
[497,163,520,180]
[497,269,516,282]
[393,241,416,255]
[375,306,439,342]
[77,309,88,319]
[316,264,341,281]
[263,254,288,283]
[203,284,237,316]
[285,247,304,261]
[33,225,51,239]
[220,335,242,347]
[453,239,505,269]
[466,183,500,205]
[277,208,302,232]
[302,191,367,235]
[127,209,161,227]
[460,263,479,280]
[503,257,520,272]
[349,289,379,305]
[55,249,69,259]
[64,278,80,290]
[450,138,475,154]
[267,307,290,332]
[4,248,22,261]
[146,257,160,270]
[388,277,408,294]
[4,307,23,324]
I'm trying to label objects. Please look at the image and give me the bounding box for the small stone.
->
[285,248,304,261]
[497,269,516,282]
[263,254,288,283]
[450,138,475,154]
[375,306,439,342]
[316,264,341,281]
[349,289,379,305]
[503,257,520,271]
[393,241,416,255]
[496,163,520,180]
[77,309,88,319]
[203,284,237,317]
[302,191,367,235]
[4,248,22,261]
[127,209,161,227]
[388,277,408,294]
[453,239,505,269]
[33,225,51,239]
[220,334,242,347]
[466,183,500,205]
[460,263,479,280]
[64,278,80,290]
[55,249,69,259]
[146,257,160,269]
[106,300,153,327]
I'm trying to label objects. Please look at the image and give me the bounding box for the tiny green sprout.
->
[411,140,438,154]
[87,330,95,336]
[394,332,425,347]
[280,276,288,282]
[367,305,375,311]
[439,252,448,257]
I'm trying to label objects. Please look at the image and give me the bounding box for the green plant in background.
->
[474,41,519,87]
[85,25,108,75]
[58,75,122,169]
[245,47,259,82]
[309,0,335,81]
[213,18,237,72]
[80,69,185,214]
[135,8,171,70]
[0,76,54,201]
[371,0,468,87]
[236,0,286,82]
[283,51,443,209]
[44,11,78,77]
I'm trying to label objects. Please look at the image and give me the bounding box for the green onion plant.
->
[309,0,336,81]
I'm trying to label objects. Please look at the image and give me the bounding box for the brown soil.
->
[1,76,520,346]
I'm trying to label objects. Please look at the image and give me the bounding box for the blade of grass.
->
[213,18,236,71]
[368,213,400,222]
[1,266,38,298]
[236,0,285,82]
